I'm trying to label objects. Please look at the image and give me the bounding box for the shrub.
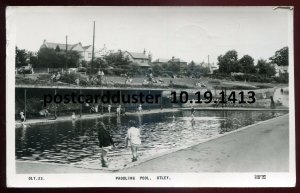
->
[59,72,78,84]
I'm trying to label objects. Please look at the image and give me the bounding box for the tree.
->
[67,50,82,68]
[256,59,276,77]
[55,45,61,52]
[186,61,210,77]
[217,50,240,73]
[169,63,181,74]
[104,50,130,68]
[152,64,163,75]
[91,58,107,69]
[239,55,256,73]
[37,48,81,68]
[15,47,29,68]
[37,48,60,68]
[269,47,288,66]
[28,51,38,68]
[187,61,196,76]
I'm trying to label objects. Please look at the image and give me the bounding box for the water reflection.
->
[16,110,287,168]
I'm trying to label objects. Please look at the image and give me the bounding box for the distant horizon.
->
[10,6,291,64]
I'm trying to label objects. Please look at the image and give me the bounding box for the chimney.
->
[148,51,152,62]
[143,49,146,55]
[43,39,47,44]
[172,56,175,61]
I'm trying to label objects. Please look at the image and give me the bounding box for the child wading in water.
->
[20,111,26,123]
[97,121,115,167]
[125,120,141,162]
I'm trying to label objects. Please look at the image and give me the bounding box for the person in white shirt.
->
[71,112,76,120]
[116,105,121,116]
[125,120,142,162]
[20,111,26,123]
[108,104,111,114]
[137,104,142,112]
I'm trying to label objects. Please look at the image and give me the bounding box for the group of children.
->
[97,120,141,167]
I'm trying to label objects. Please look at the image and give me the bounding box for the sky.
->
[8,6,291,64]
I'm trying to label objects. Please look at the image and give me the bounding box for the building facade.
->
[123,50,151,68]
[40,40,94,61]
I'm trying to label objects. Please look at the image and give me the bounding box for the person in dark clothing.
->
[191,107,195,115]
[270,96,276,109]
[97,121,115,167]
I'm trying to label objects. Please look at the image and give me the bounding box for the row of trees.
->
[16,45,288,80]
[16,47,81,68]
[216,47,288,77]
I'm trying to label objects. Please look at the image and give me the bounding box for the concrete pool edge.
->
[15,108,180,127]
[15,107,288,127]
[15,113,289,173]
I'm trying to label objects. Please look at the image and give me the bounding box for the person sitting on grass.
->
[125,120,142,162]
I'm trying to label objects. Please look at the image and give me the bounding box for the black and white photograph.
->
[6,6,295,187]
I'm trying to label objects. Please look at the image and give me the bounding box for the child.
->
[137,104,142,112]
[125,120,141,162]
[108,104,111,114]
[71,112,76,120]
[97,122,115,167]
[20,111,26,123]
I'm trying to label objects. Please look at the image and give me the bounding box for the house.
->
[151,58,170,66]
[123,50,151,69]
[169,56,188,73]
[271,63,289,77]
[40,40,94,61]
[151,56,187,73]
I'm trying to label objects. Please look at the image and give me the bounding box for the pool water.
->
[16,110,287,170]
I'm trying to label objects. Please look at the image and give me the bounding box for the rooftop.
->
[125,51,148,59]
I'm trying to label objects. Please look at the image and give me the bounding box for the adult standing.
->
[125,120,142,162]
[97,121,115,167]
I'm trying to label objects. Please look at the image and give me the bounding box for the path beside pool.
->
[16,113,289,173]
[121,113,289,172]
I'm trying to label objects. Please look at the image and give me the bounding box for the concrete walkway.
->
[16,114,289,173]
[120,114,289,173]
